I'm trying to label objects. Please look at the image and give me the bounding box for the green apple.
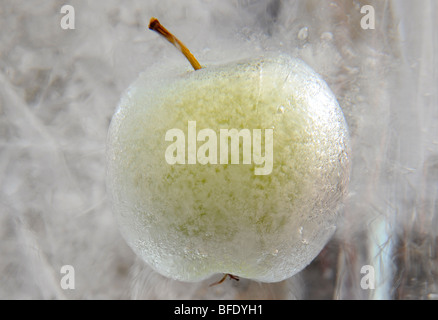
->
[106,20,350,283]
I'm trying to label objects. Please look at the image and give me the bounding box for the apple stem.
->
[148,17,203,71]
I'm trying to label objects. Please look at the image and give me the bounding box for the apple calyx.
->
[148,17,203,71]
[209,274,240,287]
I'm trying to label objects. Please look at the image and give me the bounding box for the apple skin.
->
[107,54,350,282]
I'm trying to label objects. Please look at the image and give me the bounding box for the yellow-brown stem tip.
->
[148,17,159,30]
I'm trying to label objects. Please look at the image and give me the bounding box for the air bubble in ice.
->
[298,27,309,40]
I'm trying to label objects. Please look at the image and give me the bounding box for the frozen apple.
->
[107,19,350,282]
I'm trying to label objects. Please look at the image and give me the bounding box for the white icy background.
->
[0,0,436,299]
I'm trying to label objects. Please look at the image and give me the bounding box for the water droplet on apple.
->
[277,105,285,114]
[299,226,309,244]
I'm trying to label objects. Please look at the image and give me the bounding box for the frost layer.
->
[107,55,350,282]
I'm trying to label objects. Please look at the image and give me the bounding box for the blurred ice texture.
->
[0,0,436,299]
